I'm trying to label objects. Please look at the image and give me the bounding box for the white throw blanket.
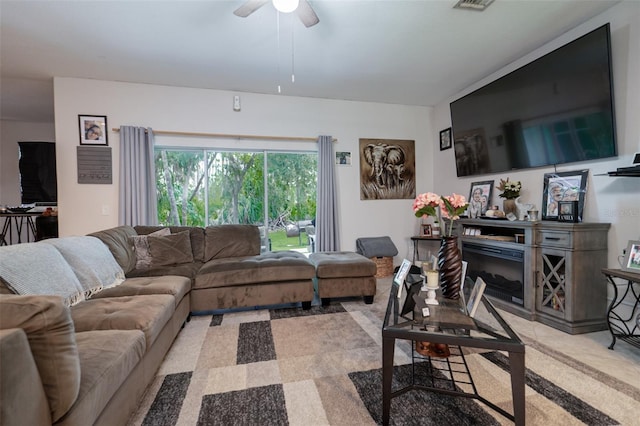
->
[0,242,86,306]
[42,236,125,297]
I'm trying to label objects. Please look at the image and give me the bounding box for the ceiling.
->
[0,0,621,123]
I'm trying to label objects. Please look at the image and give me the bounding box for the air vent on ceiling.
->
[453,0,495,11]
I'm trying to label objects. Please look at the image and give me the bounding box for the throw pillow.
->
[0,243,85,306]
[148,230,194,267]
[43,236,125,296]
[130,228,171,269]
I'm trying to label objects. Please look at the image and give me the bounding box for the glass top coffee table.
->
[382,277,525,425]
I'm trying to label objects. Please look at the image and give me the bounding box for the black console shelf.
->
[596,171,640,177]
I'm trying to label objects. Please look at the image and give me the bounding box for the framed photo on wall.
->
[468,180,493,218]
[335,151,352,165]
[439,127,452,151]
[79,115,108,146]
[542,170,588,221]
[622,240,640,274]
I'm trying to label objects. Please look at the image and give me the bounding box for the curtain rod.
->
[111,128,336,142]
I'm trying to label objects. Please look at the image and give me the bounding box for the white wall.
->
[432,1,640,270]
[0,120,55,206]
[53,78,433,261]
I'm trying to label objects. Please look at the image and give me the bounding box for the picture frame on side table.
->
[468,180,493,218]
[420,224,432,237]
[466,277,487,317]
[622,240,640,274]
[79,115,108,146]
[439,127,452,151]
[542,169,588,221]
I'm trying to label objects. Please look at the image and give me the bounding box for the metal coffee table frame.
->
[382,282,525,425]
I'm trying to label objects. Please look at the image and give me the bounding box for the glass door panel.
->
[267,153,317,253]
[155,149,206,226]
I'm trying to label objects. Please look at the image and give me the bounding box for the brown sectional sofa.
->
[90,224,316,312]
[0,275,190,426]
[0,223,317,426]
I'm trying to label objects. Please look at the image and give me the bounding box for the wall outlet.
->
[233,95,241,111]
[101,205,110,215]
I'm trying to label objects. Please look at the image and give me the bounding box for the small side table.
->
[410,236,441,264]
[0,213,40,245]
[601,268,640,350]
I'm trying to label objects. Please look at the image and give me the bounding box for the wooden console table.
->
[458,219,610,334]
[601,268,640,350]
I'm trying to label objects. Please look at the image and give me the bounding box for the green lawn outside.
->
[268,229,311,251]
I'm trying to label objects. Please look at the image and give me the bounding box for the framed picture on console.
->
[558,201,579,222]
[622,240,640,274]
[468,180,493,218]
[542,170,588,221]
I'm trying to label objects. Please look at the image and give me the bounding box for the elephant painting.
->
[359,139,416,200]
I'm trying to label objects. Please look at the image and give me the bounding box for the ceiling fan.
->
[234,0,320,28]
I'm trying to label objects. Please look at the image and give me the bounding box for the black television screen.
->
[451,23,617,177]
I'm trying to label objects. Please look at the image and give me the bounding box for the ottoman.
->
[309,251,377,306]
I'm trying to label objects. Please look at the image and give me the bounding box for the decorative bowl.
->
[8,207,32,213]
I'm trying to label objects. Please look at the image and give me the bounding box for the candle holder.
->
[424,269,439,305]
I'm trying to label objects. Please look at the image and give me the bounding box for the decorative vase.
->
[437,236,462,299]
[503,198,517,216]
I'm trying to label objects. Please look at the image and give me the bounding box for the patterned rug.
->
[127,292,640,426]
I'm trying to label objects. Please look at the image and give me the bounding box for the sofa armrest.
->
[0,328,52,425]
[0,294,81,423]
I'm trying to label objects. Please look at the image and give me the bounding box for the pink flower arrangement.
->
[413,192,469,237]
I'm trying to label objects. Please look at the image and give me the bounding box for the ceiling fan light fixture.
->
[273,0,299,13]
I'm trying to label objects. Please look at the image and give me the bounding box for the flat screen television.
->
[450,23,617,177]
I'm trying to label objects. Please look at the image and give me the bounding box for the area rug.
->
[128,299,640,426]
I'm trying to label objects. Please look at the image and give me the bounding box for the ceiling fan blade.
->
[233,0,269,18]
[296,0,319,27]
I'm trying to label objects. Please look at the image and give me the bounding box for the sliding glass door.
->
[155,148,317,253]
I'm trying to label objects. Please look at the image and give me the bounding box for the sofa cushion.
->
[130,227,171,269]
[195,251,315,289]
[0,243,85,306]
[42,236,125,296]
[135,225,205,262]
[56,330,146,426]
[309,251,377,278]
[71,294,175,347]
[204,224,261,261]
[0,294,81,423]
[148,230,194,267]
[90,275,191,309]
[89,225,138,274]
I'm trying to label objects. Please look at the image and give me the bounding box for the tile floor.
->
[498,308,640,390]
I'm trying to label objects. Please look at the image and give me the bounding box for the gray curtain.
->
[316,135,340,251]
[119,126,158,226]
